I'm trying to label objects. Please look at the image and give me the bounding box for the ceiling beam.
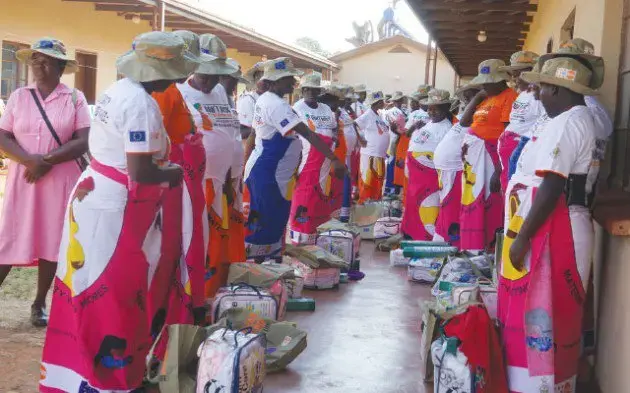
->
[422,11,533,23]
[434,24,529,33]
[95,4,153,12]
[418,0,537,12]
[435,31,527,40]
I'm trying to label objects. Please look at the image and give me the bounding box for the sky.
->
[192,0,429,54]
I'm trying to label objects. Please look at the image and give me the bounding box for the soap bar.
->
[287,298,316,311]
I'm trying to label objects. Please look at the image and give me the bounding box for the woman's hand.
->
[490,169,502,193]
[331,157,349,179]
[23,154,53,183]
[509,233,530,271]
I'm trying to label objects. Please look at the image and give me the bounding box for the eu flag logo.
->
[129,131,146,142]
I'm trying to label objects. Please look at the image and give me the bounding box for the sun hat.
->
[116,31,199,83]
[499,51,540,72]
[196,34,239,76]
[470,59,511,85]
[173,30,214,64]
[226,58,249,83]
[261,57,304,82]
[416,84,431,97]
[299,72,323,89]
[365,91,386,106]
[387,91,405,103]
[419,89,452,106]
[354,84,368,93]
[539,38,604,90]
[454,82,481,97]
[244,60,271,81]
[521,56,600,96]
[320,84,346,100]
[16,37,79,74]
[342,85,359,100]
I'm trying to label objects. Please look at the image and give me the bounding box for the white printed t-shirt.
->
[89,78,169,171]
[408,118,452,169]
[339,108,358,156]
[406,108,430,130]
[433,114,468,171]
[253,92,302,140]
[352,101,367,118]
[237,91,259,128]
[505,90,545,136]
[293,100,336,172]
[178,80,235,181]
[355,109,390,158]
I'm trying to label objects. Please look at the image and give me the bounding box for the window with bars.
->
[1,41,29,101]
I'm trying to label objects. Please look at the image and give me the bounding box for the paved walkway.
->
[266,241,432,393]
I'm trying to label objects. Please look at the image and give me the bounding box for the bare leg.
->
[0,265,12,287]
[34,259,56,307]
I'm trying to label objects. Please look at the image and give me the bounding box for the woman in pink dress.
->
[0,38,91,327]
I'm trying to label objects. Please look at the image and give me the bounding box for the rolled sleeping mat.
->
[402,246,459,258]
[400,240,449,249]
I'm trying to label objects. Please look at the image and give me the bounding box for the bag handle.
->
[221,326,253,347]
[231,282,263,298]
[29,89,85,171]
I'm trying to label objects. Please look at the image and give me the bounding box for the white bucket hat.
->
[419,89,452,106]
[470,59,511,85]
[521,56,601,96]
[261,57,304,82]
[197,34,239,76]
[365,91,386,106]
[116,31,199,83]
[354,83,367,93]
[244,60,271,82]
[16,37,79,74]
[300,72,323,89]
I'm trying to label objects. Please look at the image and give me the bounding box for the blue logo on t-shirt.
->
[280,119,289,127]
[129,131,146,142]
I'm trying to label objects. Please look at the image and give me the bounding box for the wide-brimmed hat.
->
[499,51,540,72]
[470,59,511,85]
[354,83,367,93]
[539,38,605,90]
[420,89,452,106]
[116,31,199,83]
[196,34,239,76]
[16,37,79,74]
[454,82,481,97]
[226,58,249,83]
[300,72,323,89]
[521,56,600,96]
[244,60,271,81]
[388,91,405,103]
[173,30,214,64]
[365,91,386,106]
[320,84,346,100]
[261,57,304,82]
[416,84,431,98]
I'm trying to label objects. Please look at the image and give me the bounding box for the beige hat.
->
[388,91,405,102]
[521,56,600,96]
[261,57,304,82]
[454,82,481,97]
[365,90,386,106]
[416,84,431,98]
[116,31,199,83]
[244,60,271,81]
[321,84,346,100]
[197,34,239,75]
[173,30,214,64]
[354,84,367,93]
[16,37,79,74]
[226,58,249,83]
[499,51,540,72]
[539,38,604,89]
[299,72,323,89]
[420,89,452,105]
[470,59,511,85]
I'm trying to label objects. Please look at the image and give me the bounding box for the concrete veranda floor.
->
[266,241,432,393]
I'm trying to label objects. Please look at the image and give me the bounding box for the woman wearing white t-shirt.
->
[497,50,543,193]
[400,89,453,240]
[499,56,602,393]
[354,91,390,203]
[40,32,192,392]
[288,73,337,244]
[432,83,481,247]
[244,58,347,260]
[176,34,240,298]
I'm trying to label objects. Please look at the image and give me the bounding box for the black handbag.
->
[29,89,88,171]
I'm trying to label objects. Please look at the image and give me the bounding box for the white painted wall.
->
[332,43,457,95]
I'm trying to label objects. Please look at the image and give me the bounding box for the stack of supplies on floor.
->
[209,283,282,324]
[284,244,347,289]
[397,241,457,284]
[350,201,385,240]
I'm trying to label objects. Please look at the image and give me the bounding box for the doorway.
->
[74,51,97,104]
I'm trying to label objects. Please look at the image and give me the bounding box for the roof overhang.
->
[406,0,538,77]
[62,0,339,71]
